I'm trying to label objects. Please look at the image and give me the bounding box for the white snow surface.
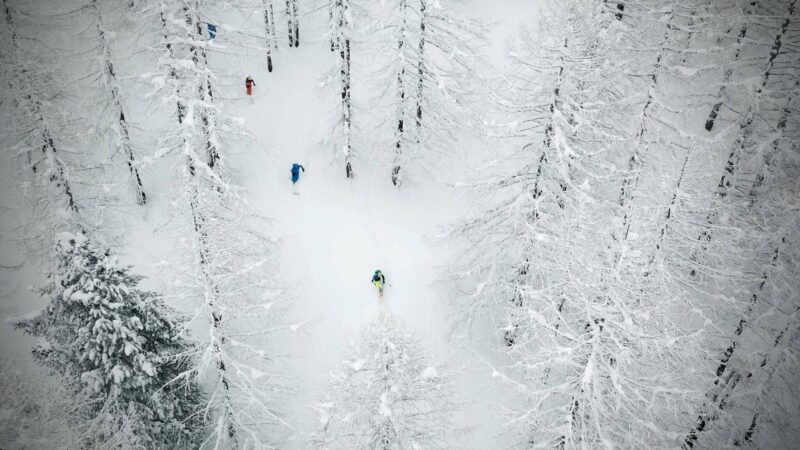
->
[0,1,538,447]
[419,366,439,379]
[234,52,474,442]
[210,4,523,445]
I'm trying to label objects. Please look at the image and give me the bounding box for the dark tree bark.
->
[693,2,796,262]
[332,0,353,178]
[269,3,277,49]
[263,0,274,72]
[391,0,408,187]
[704,23,749,131]
[93,1,147,205]
[603,1,625,19]
[704,1,767,131]
[415,0,426,140]
[642,142,693,277]
[187,170,238,444]
[683,241,783,449]
[292,0,299,47]
[160,10,186,125]
[3,0,78,214]
[286,0,294,47]
[187,2,220,175]
[504,37,569,347]
[618,6,675,241]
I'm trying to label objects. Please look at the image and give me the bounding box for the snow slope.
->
[233,39,493,444]
[222,5,522,444]
[0,1,538,447]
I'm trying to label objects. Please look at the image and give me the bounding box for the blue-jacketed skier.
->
[291,163,305,183]
[291,163,305,193]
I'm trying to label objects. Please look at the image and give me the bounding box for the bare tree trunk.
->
[329,0,335,52]
[505,38,568,347]
[704,1,778,131]
[391,0,408,187]
[693,3,795,265]
[618,4,675,241]
[3,0,78,214]
[286,0,294,47]
[685,63,795,445]
[175,2,236,441]
[263,0,274,72]
[732,297,797,447]
[269,3,277,49]
[757,0,795,94]
[292,0,299,47]
[643,141,694,276]
[93,1,147,205]
[187,2,220,175]
[186,170,238,445]
[160,9,186,124]
[683,241,783,448]
[343,39,352,178]
[415,0,426,141]
[704,18,751,131]
[750,81,797,201]
[333,0,353,178]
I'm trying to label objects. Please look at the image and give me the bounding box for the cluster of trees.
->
[451,0,799,447]
[2,0,797,447]
[324,0,484,184]
[0,0,485,445]
[1,0,293,447]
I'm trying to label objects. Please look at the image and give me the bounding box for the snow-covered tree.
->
[152,1,293,446]
[263,0,279,71]
[702,1,760,132]
[370,0,484,186]
[0,0,82,249]
[328,0,355,178]
[447,0,789,446]
[13,232,206,449]
[315,313,459,449]
[286,0,299,47]
[680,3,800,445]
[87,0,148,205]
[450,1,629,346]
[0,0,128,256]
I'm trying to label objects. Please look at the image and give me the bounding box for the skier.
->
[290,163,305,194]
[372,269,386,300]
[245,76,256,96]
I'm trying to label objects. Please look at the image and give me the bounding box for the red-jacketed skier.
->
[245,76,256,95]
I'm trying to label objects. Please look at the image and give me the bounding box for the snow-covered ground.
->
[0,1,535,447]
[230,22,511,445]
[4,0,800,447]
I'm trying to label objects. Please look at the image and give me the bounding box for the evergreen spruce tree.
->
[14,232,206,449]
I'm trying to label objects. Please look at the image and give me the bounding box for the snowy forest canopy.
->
[0,0,798,449]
